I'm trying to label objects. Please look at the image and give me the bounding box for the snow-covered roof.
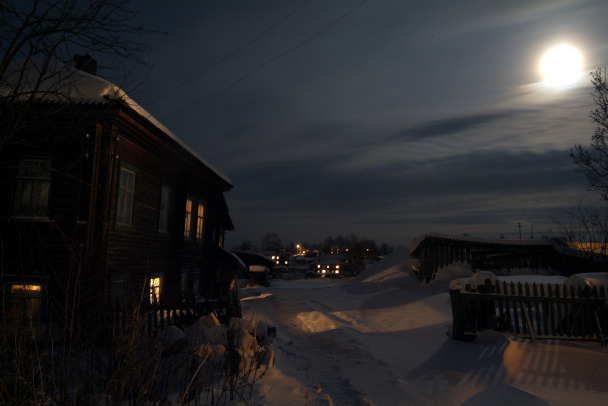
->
[2,63,231,185]
[409,232,553,254]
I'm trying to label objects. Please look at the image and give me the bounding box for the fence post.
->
[449,288,476,341]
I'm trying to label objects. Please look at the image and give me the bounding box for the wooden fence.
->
[111,299,223,339]
[449,280,608,346]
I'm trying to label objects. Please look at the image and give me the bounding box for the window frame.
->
[115,162,138,228]
[12,157,52,220]
[158,184,173,234]
[110,274,130,308]
[3,276,47,325]
[149,275,162,305]
[184,196,193,238]
[196,201,205,240]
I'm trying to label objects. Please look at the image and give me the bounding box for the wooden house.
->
[0,57,238,331]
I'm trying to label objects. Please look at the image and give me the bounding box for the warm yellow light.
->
[150,277,161,304]
[10,284,42,295]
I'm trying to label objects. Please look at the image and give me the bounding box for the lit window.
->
[184,197,193,237]
[150,277,162,304]
[13,158,51,218]
[10,284,41,295]
[196,203,205,240]
[116,166,136,225]
[158,185,172,233]
[6,283,44,325]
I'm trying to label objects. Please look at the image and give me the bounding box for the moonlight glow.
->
[539,45,583,87]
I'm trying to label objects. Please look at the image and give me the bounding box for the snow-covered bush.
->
[0,312,274,405]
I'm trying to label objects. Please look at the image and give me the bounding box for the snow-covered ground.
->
[239,248,608,406]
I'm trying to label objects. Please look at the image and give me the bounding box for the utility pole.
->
[518,222,522,239]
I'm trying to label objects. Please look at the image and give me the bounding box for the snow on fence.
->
[449,275,608,346]
[111,299,224,339]
[146,306,196,338]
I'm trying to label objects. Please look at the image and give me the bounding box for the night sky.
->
[123,0,608,247]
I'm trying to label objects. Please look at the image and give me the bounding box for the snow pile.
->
[155,313,275,404]
[563,272,608,292]
[346,247,420,294]
[239,249,608,406]
[448,270,608,295]
[173,314,275,370]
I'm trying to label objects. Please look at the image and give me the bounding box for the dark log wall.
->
[1,104,233,318]
[102,110,231,304]
[0,120,98,324]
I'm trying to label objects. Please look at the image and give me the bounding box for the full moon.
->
[539,45,583,87]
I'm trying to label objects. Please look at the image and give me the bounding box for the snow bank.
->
[449,271,607,295]
[563,272,608,292]
[241,248,608,406]
[346,247,420,294]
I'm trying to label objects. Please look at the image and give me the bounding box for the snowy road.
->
[242,281,379,405]
[239,252,608,406]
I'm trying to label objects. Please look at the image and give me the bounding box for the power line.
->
[147,0,313,105]
[162,0,369,121]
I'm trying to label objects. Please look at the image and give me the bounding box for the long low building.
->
[409,233,607,282]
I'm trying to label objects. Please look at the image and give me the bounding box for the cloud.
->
[225,147,587,244]
[392,111,519,141]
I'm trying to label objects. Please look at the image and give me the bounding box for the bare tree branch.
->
[0,0,161,151]
[570,69,608,200]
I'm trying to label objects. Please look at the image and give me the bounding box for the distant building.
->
[409,232,608,282]
[311,255,347,277]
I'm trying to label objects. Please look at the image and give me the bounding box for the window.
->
[13,158,52,218]
[116,165,136,226]
[196,202,205,240]
[111,276,129,307]
[150,276,162,304]
[5,283,44,325]
[184,197,193,237]
[158,185,172,233]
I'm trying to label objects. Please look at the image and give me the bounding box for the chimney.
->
[74,54,97,76]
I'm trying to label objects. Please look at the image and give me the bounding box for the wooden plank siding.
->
[102,110,230,306]
[1,98,234,331]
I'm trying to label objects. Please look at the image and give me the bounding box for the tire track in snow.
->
[264,289,375,405]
